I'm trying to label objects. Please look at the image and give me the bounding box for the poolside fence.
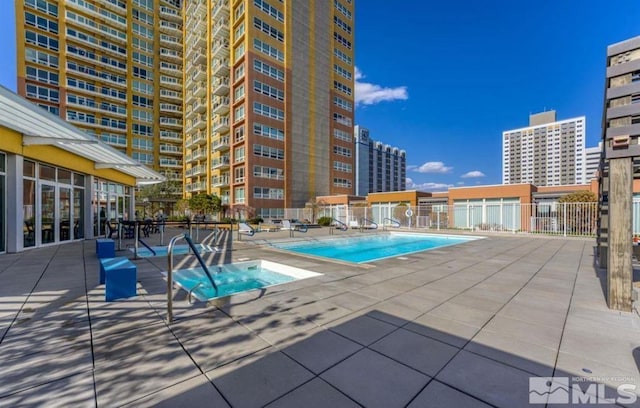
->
[276,202,608,237]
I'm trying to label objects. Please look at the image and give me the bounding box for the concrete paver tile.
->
[321,348,429,408]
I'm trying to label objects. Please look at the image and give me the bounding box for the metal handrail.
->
[383,218,401,231]
[360,218,378,230]
[237,222,255,241]
[166,233,218,323]
[166,233,185,323]
[332,218,348,231]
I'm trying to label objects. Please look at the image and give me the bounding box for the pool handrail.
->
[332,218,348,231]
[167,233,218,323]
[238,222,255,236]
[360,217,378,230]
[297,222,308,233]
[184,234,218,293]
[383,218,401,230]
[137,237,156,256]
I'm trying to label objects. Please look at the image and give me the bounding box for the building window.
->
[234,187,245,203]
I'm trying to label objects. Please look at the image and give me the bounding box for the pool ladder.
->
[167,233,218,323]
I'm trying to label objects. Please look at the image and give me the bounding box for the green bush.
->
[247,217,264,225]
[317,216,332,226]
[221,217,236,224]
[167,215,189,222]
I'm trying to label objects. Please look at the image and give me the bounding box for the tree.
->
[188,193,215,215]
[557,190,598,235]
[304,197,328,223]
[558,190,597,203]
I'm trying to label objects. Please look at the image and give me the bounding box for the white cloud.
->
[461,170,486,178]
[355,67,408,106]
[456,181,465,185]
[406,178,451,192]
[411,161,453,174]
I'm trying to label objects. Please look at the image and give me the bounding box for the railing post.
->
[437,211,440,231]
[117,222,122,251]
[134,221,139,259]
[563,202,567,237]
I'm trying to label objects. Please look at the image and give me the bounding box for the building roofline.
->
[0,85,165,185]
[502,116,586,135]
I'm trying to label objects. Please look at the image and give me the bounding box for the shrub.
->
[317,216,333,226]
[247,217,264,225]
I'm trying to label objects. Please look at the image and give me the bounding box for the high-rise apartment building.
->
[354,125,406,196]
[502,111,586,186]
[585,142,602,181]
[16,0,184,184]
[183,0,355,218]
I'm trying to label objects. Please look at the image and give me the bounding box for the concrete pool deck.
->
[1,228,639,407]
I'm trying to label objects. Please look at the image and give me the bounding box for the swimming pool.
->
[169,260,321,301]
[130,243,215,258]
[272,233,480,263]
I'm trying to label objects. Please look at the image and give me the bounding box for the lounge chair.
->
[238,222,255,236]
[349,220,360,229]
[281,220,294,230]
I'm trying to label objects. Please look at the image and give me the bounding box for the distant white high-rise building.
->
[354,125,406,196]
[502,111,586,186]
[585,142,603,181]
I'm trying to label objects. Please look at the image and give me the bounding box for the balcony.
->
[160,76,182,91]
[160,62,182,76]
[211,155,230,170]
[191,81,206,98]
[212,115,229,133]
[160,103,182,114]
[211,135,230,152]
[193,181,207,193]
[160,20,182,36]
[160,130,182,142]
[192,67,206,82]
[160,48,183,63]
[212,96,230,115]
[188,114,207,132]
[160,89,182,103]
[212,0,229,20]
[159,158,182,168]
[189,131,207,147]
[211,175,230,188]
[212,20,229,39]
[212,77,230,96]
[160,144,183,155]
[160,34,182,50]
[212,40,229,59]
[103,0,126,15]
[192,148,208,161]
[160,5,182,22]
[212,58,230,76]
[186,164,207,177]
[160,117,183,129]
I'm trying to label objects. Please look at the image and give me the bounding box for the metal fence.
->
[275,202,604,237]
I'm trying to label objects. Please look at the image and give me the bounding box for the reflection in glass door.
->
[74,189,84,239]
[40,184,55,244]
[59,187,71,241]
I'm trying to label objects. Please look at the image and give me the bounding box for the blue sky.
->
[354,0,640,190]
[2,1,640,191]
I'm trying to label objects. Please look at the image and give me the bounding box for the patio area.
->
[0,229,639,407]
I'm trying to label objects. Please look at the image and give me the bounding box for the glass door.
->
[40,183,56,245]
[74,189,84,239]
[59,187,71,241]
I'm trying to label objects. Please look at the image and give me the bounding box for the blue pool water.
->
[131,244,214,258]
[171,262,298,300]
[272,233,478,263]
